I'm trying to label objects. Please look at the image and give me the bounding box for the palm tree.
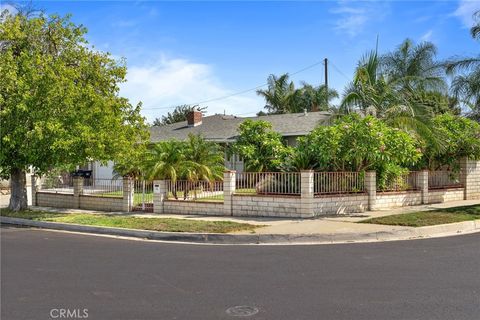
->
[381,39,447,93]
[445,10,480,121]
[298,83,339,112]
[145,135,224,200]
[340,49,441,150]
[182,134,224,182]
[180,134,224,199]
[341,50,396,114]
[145,140,185,182]
[471,10,480,40]
[256,74,299,114]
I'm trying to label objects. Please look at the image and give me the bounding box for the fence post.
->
[122,177,134,212]
[30,174,38,206]
[300,170,314,218]
[365,171,376,211]
[73,176,83,209]
[224,170,236,216]
[153,180,167,214]
[460,158,480,200]
[418,170,429,204]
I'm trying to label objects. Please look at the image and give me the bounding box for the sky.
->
[2,0,480,123]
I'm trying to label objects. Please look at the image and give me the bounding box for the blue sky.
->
[3,1,480,122]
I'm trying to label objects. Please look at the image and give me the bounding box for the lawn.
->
[360,204,480,227]
[0,209,259,233]
[101,191,224,203]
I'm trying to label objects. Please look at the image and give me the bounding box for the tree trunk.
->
[8,168,28,211]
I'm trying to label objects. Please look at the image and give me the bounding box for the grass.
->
[0,209,259,233]
[235,188,257,195]
[101,191,224,203]
[361,204,480,227]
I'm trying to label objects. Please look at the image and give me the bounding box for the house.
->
[150,110,331,172]
[83,110,331,178]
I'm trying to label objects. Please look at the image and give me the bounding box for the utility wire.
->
[329,61,351,82]
[141,60,325,111]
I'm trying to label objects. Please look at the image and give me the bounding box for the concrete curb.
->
[1,216,480,245]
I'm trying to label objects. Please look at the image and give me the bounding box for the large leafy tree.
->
[288,115,422,188]
[420,114,480,170]
[152,104,207,126]
[0,11,148,210]
[232,120,290,172]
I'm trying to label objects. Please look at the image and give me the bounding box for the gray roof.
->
[150,111,331,143]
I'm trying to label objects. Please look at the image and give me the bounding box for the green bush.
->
[419,113,480,170]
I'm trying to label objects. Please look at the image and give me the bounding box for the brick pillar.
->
[30,175,38,206]
[122,177,134,212]
[460,158,480,200]
[365,171,376,211]
[153,180,167,214]
[224,170,236,216]
[418,170,429,204]
[73,176,84,209]
[300,170,314,218]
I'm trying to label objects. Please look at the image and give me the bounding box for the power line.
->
[329,61,351,82]
[141,59,325,111]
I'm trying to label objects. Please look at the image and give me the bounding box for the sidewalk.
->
[29,199,480,236]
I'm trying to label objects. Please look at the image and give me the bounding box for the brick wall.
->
[79,195,123,212]
[231,194,304,218]
[36,192,124,211]
[375,191,422,210]
[37,192,75,208]
[461,158,480,200]
[429,188,465,203]
[163,200,224,215]
[313,193,368,215]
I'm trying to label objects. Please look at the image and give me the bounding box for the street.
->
[1,226,479,320]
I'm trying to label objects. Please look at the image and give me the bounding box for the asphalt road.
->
[1,227,479,320]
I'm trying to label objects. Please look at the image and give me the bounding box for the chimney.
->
[187,110,202,127]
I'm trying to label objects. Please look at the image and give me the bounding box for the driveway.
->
[1,227,479,320]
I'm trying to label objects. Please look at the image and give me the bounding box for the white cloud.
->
[120,55,262,123]
[420,30,433,41]
[331,0,390,37]
[453,0,480,28]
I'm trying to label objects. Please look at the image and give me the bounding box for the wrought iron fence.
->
[314,172,365,195]
[235,172,300,196]
[378,171,420,192]
[82,178,123,197]
[39,175,74,193]
[428,171,462,189]
[166,180,224,202]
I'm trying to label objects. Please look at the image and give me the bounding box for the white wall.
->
[93,161,116,180]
